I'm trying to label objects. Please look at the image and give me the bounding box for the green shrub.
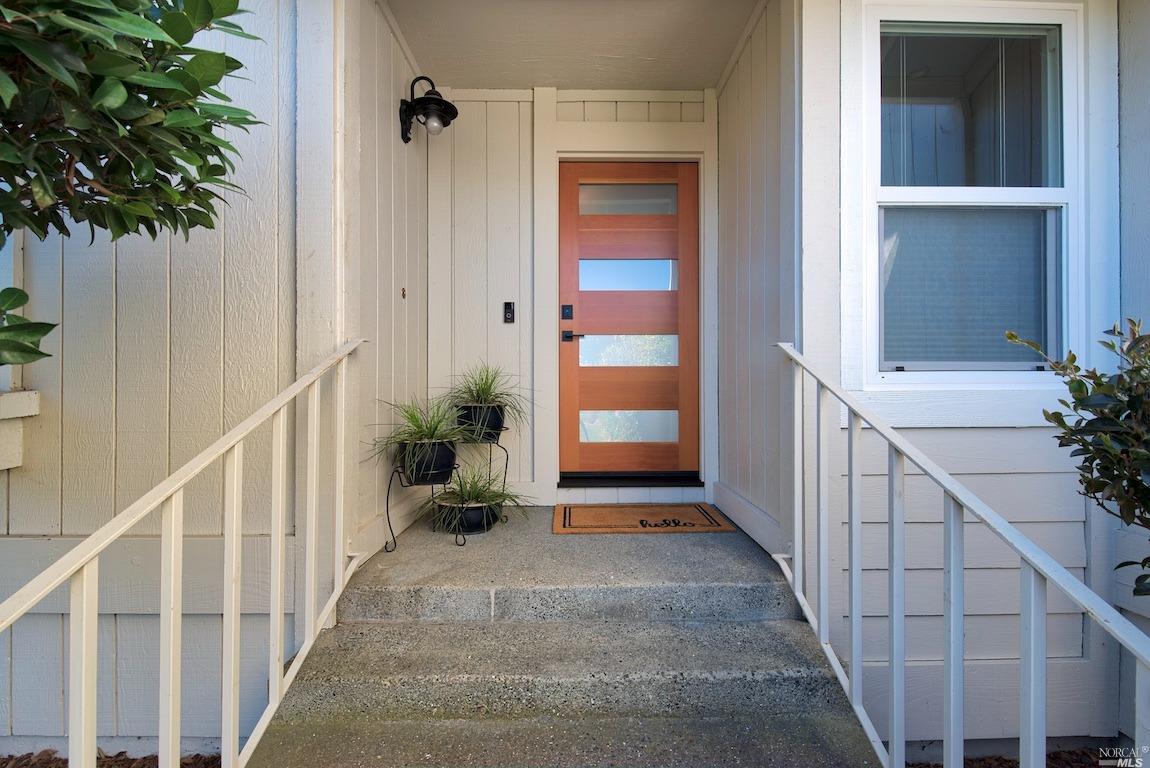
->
[1009,321,1150,594]
[0,286,54,364]
[0,0,257,250]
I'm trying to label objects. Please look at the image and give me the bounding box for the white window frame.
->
[840,0,1118,425]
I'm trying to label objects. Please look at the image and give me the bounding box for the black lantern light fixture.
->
[399,76,458,144]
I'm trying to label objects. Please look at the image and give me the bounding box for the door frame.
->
[530,87,720,504]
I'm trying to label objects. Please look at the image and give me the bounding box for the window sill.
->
[0,389,40,470]
[844,385,1065,428]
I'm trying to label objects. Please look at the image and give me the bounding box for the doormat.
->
[552,503,736,534]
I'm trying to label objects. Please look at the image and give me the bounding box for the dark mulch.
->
[0,752,220,768]
[909,748,1099,768]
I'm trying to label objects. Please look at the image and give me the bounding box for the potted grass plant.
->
[423,464,532,535]
[372,398,468,485]
[447,363,530,443]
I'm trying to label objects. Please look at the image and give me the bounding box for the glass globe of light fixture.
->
[399,76,458,143]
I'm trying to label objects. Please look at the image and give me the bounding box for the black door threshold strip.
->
[558,472,704,488]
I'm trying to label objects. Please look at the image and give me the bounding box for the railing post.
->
[269,406,288,705]
[942,492,964,768]
[221,443,244,768]
[1019,561,1047,768]
[158,492,184,768]
[332,357,348,606]
[888,445,906,767]
[791,361,804,596]
[68,558,99,768]
[305,381,320,637]
[1137,661,1150,752]
[816,382,830,644]
[847,409,863,706]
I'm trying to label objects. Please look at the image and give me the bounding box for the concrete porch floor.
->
[339,505,798,622]
[248,507,879,767]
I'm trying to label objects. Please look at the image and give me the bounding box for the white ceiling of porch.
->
[387,0,761,90]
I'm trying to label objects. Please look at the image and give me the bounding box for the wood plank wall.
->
[717,0,1104,742]
[427,95,535,486]
[1117,0,1150,737]
[717,2,787,521]
[0,0,427,743]
[1120,0,1150,329]
[0,0,296,742]
[555,92,705,123]
[344,0,429,537]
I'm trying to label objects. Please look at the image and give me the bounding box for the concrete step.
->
[338,509,800,623]
[275,619,846,721]
[339,580,800,623]
[247,713,881,768]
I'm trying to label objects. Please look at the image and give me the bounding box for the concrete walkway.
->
[247,507,879,767]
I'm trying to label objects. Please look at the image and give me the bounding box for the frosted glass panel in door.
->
[579,184,678,215]
[579,335,679,367]
[579,411,679,443]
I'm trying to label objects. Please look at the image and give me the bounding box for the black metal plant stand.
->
[382,464,451,553]
[383,427,510,551]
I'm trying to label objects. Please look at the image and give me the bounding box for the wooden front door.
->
[559,162,700,476]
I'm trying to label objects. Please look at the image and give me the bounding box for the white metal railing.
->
[0,338,366,768]
[777,342,1150,768]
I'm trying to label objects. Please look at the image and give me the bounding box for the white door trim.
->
[531,87,720,504]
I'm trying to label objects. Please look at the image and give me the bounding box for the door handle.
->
[561,330,586,342]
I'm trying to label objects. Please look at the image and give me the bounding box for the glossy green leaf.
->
[0,288,29,312]
[0,69,15,108]
[209,0,241,17]
[85,10,177,43]
[47,11,119,47]
[160,11,195,45]
[124,71,190,92]
[183,0,213,27]
[0,321,57,345]
[0,340,50,365]
[10,38,79,91]
[86,50,139,78]
[185,52,227,87]
[30,174,56,209]
[91,77,128,110]
[163,109,206,128]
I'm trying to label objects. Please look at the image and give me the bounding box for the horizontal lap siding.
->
[0,0,302,740]
[821,422,1101,739]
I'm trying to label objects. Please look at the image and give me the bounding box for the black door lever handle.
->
[561,330,586,342]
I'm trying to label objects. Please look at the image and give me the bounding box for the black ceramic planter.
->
[458,404,506,443]
[437,503,502,534]
[399,441,457,485]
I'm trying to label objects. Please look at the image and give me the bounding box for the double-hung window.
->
[864,5,1081,378]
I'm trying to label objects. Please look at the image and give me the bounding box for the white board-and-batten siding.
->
[426,93,535,490]
[342,0,430,544]
[1115,0,1150,737]
[0,0,430,744]
[426,88,720,503]
[555,91,705,124]
[716,0,1113,743]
